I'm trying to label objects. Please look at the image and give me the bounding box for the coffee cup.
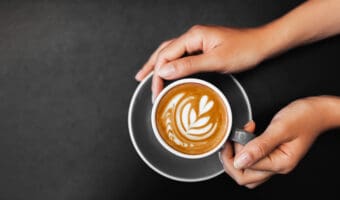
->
[151,78,255,159]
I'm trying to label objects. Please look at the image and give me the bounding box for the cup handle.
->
[229,128,256,145]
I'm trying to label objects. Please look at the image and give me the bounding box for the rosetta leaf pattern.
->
[181,95,214,136]
[199,95,214,115]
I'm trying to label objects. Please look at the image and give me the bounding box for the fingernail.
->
[158,65,175,78]
[243,120,254,129]
[218,153,224,166]
[152,93,156,103]
[234,152,251,169]
[135,70,142,80]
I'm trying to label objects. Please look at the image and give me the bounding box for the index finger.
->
[154,28,205,70]
[234,121,256,153]
[135,39,174,81]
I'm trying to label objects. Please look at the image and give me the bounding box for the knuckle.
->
[157,52,166,63]
[159,41,168,49]
[278,157,297,174]
[234,177,247,186]
[251,142,268,159]
[160,39,172,48]
[183,57,193,69]
[280,162,296,174]
[266,122,289,141]
[189,24,205,34]
[269,119,288,134]
[245,184,257,189]
[170,62,180,72]
[280,167,293,174]
[175,58,193,74]
[235,180,245,186]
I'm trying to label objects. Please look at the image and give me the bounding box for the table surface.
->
[0,1,340,199]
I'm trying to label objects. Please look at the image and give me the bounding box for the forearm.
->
[259,0,340,59]
[258,1,340,131]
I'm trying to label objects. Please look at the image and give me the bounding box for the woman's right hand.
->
[135,25,270,101]
[221,96,340,188]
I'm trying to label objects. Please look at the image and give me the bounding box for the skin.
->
[135,0,340,188]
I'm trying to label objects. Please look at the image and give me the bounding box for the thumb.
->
[233,126,287,169]
[157,53,220,80]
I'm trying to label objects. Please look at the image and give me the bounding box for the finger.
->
[234,120,256,154]
[233,124,290,169]
[220,141,234,164]
[246,138,302,174]
[244,147,288,172]
[240,169,273,187]
[157,53,221,80]
[243,120,256,133]
[135,39,174,81]
[221,144,273,186]
[154,29,204,70]
[220,142,238,180]
[245,177,271,189]
[151,74,164,102]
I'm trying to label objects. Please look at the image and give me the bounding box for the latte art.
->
[170,94,217,141]
[155,82,229,156]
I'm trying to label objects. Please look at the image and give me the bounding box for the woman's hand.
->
[133,0,340,189]
[135,0,340,102]
[135,25,268,101]
[221,96,340,189]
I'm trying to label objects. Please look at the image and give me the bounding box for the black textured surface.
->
[0,0,340,199]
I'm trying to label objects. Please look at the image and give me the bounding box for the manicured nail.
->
[243,120,254,129]
[158,65,175,78]
[135,70,142,80]
[218,154,224,167]
[152,93,156,104]
[234,152,251,169]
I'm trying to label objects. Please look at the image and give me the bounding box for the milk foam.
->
[162,93,217,145]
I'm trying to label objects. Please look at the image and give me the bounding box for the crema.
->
[155,83,229,155]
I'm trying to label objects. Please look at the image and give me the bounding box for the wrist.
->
[253,0,340,62]
[254,20,299,62]
[305,96,340,133]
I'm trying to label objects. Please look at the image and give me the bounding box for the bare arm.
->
[136,0,340,100]
[135,0,340,189]
[261,0,340,58]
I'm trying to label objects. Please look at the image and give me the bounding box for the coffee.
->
[154,82,229,156]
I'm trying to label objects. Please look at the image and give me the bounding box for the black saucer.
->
[128,73,252,182]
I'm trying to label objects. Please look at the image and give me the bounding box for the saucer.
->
[128,72,252,182]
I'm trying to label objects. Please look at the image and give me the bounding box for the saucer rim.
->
[128,72,252,182]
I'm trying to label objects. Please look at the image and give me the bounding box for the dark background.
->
[0,0,340,199]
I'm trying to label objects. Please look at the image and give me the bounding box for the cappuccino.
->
[153,80,230,157]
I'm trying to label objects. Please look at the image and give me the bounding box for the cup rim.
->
[151,78,233,159]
